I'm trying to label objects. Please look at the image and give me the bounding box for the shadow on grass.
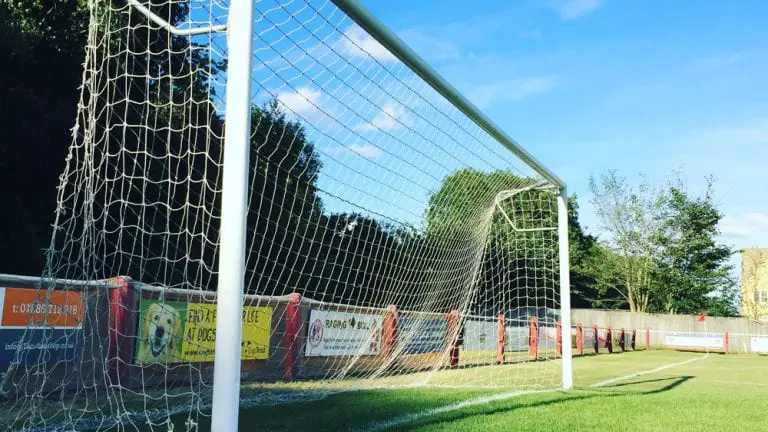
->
[147,375,693,432]
[389,375,694,431]
[594,376,693,390]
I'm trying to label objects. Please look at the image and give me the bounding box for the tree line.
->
[584,171,738,316]
[0,1,738,317]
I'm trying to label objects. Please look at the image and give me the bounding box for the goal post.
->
[558,188,573,389]
[211,0,254,431]
[332,0,571,390]
[2,0,571,430]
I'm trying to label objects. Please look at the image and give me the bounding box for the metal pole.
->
[557,188,573,389]
[211,0,254,430]
[330,0,565,189]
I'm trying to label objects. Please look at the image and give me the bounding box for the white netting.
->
[0,0,564,430]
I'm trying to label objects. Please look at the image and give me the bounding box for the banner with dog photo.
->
[134,299,273,364]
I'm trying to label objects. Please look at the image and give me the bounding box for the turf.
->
[121,350,767,431]
[154,350,768,431]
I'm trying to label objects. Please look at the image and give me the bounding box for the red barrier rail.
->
[496,313,505,364]
[284,293,302,379]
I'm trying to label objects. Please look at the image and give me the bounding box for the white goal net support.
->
[0,0,571,430]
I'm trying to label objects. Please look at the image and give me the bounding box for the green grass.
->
[14,350,762,431]
[215,350,768,431]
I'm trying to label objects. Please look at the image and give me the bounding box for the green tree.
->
[0,1,329,298]
[0,1,89,274]
[588,170,668,312]
[426,168,602,314]
[650,178,737,316]
[567,196,625,309]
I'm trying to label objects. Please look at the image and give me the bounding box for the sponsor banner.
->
[664,333,724,349]
[305,309,381,357]
[1,287,84,328]
[0,329,80,367]
[0,287,85,368]
[398,316,447,355]
[135,299,272,364]
[463,320,497,351]
[504,327,530,351]
[751,337,768,354]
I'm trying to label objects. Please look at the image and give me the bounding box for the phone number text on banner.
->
[135,299,273,364]
[305,309,382,357]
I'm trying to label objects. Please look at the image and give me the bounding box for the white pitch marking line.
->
[362,389,555,432]
[588,355,706,388]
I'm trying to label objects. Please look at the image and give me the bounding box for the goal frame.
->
[329,0,573,392]
[121,0,573,430]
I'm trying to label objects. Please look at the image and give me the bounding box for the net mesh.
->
[0,0,564,430]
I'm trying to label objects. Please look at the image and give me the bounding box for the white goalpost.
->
[0,0,570,430]
[210,0,253,430]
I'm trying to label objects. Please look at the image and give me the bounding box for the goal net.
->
[0,0,569,430]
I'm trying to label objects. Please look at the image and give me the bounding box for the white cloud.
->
[276,87,321,115]
[469,76,557,108]
[349,144,383,159]
[720,213,768,238]
[342,26,397,63]
[356,100,411,132]
[546,0,603,20]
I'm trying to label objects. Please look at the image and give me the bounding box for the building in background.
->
[741,248,768,321]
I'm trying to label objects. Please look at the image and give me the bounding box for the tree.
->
[425,168,604,314]
[244,102,324,296]
[566,195,618,309]
[0,1,89,274]
[2,0,333,298]
[588,170,667,312]
[0,0,228,280]
[650,178,735,315]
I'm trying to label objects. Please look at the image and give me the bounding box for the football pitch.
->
[162,350,767,431]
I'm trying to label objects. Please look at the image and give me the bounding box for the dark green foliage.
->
[0,1,89,274]
[425,168,604,315]
[5,1,739,319]
[567,196,625,309]
[587,171,739,316]
[649,180,737,316]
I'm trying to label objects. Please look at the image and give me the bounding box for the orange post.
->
[496,313,505,364]
[576,323,583,356]
[556,321,563,358]
[446,310,460,368]
[529,316,538,361]
[631,329,637,350]
[383,305,398,359]
[108,276,135,386]
[284,293,302,379]
[725,332,729,355]
[646,328,651,351]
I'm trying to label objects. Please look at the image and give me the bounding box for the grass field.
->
[173,350,768,431]
[12,350,755,431]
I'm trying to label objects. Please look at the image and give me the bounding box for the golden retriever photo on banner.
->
[135,301,184,364]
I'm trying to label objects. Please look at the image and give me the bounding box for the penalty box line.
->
[588,355,706,389]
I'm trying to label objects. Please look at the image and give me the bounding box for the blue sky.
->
[348,0,768,259]
[238,0,768,276]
